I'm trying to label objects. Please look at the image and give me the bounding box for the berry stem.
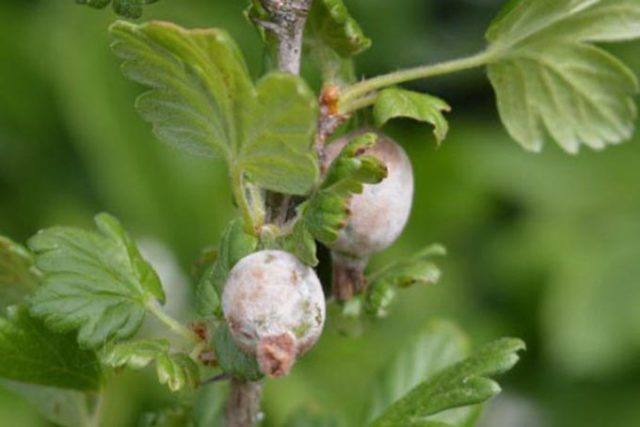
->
[332,253,368,301]
[339,49,498,113]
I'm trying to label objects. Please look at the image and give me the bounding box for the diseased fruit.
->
[324,129,414,300]
[222,250,326,377]
[324,129,414,257]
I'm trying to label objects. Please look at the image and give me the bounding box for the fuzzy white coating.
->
[324,130,414,257]
[222,250,326,356]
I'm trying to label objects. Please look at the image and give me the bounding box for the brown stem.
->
[260,0,313,75]
[224,379,263,427]
[331,252,368,301]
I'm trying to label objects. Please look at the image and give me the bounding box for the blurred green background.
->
[2,0,640,426]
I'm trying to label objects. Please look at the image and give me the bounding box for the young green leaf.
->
[373,89,451,145]
[305,0,370,83]
[365,245,445,318]
[279,220,319,267]
[196,218,258,317]
[213,325,263,382]
[307,0,372,58]
[28,213,165,349]
[370,337,525,427]
[109,21,319,195]
[0,305,102,391]
[0,237,39,309]
[306,132,388,244]
[156,353,200,392]
[102,338,169,369]
[365,321,472,425]
[75,0,159,19]
[103,339,200,392]
[486,0,640,153]
[245,0,276,46]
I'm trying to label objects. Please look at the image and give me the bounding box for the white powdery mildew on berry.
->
[222,250,326,366]
[325,130,414,257]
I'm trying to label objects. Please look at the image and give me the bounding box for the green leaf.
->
[0,237,39,309]
[103,339,199,392]
[28,213,164,349]
[370,337,525,427]
[305,132,388,244]
[279,220,319,267]
[307,0,372,58]
[110,21,319,195]
[366,321,473,425]
[75,0,159,19]
[239,73,319,194]
[0,305,102,391]
[244,1,278,53]
[486,0,640,153]
[365,245,445,318]
[1,380,91,427]
[373,89,451,145]
[306,0,370,83]
[156,353,200,392]
[196,218,258,317]
[102,338,169,369]
[213,325,263,382]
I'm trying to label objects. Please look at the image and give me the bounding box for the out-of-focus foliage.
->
[0,306,102,390]
[0,237,38,310]
[486,0,640,153]
[76,0,159,19]
[1,0,640,426]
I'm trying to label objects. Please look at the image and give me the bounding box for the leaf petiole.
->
[339,49,498,113]
[231,168,261,236]
[145,300,199,343]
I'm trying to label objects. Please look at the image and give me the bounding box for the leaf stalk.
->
[146,301,199,343]
[339,49,498,113]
